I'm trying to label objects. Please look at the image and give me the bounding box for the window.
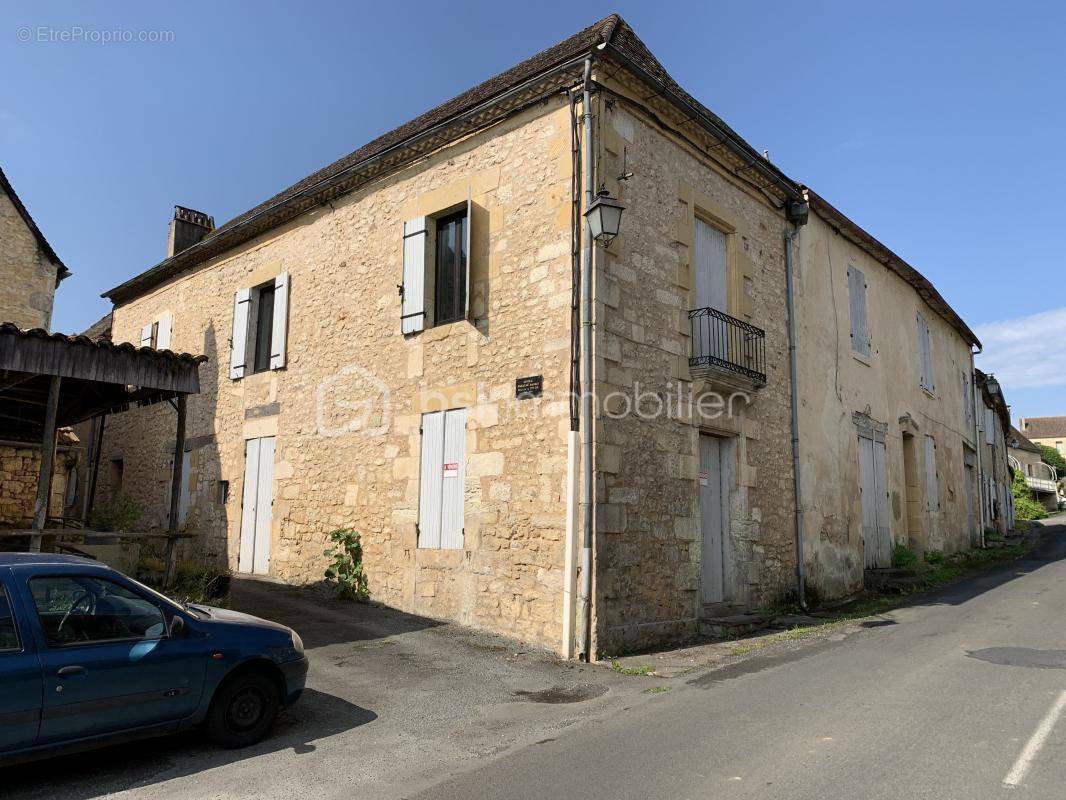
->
[29,575,166,647]
[138,314,172,350]
[847,265,870,357]
[230,273,289,379]
[1057,442,1063,454]
[218,480,230,505]
[418,407,468,549]
[924,435,939,512]
[434,211,468,325]
[917,312,934,393]
[0,586,21,652]
[400,195,472,333]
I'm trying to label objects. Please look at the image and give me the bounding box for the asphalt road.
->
[5,520,1066,799]
[416,520,1066,800]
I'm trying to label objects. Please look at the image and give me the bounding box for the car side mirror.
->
[169,614,186,638]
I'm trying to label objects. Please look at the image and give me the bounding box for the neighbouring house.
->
[1018,416,1066,456]
[90,14,993,657]
[0,167,70,331]
[1007,426,1059,512]
[975,370,1014,534]
[794,191,984,593]
[0,167,77,528]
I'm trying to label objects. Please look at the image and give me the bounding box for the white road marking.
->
[1003,690,1066,788]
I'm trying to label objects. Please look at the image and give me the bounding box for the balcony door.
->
[694,218,730,367]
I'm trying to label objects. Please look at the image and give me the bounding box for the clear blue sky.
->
[4,0,1064,418]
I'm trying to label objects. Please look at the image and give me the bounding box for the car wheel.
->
[206,671,279,748]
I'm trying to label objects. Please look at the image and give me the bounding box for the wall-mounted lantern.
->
[584,190,625,246]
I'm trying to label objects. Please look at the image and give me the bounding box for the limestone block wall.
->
[99,100,576,650]
[590,98,797,654]
[0,190,58,330]
[0,444,75,525]
[795,212,980,597]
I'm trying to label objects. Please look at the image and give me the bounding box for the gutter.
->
[784,217,808,609]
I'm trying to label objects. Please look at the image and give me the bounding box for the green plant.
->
[324,528,369,601]
[1011,471,1048,521]
[1039,445,1066,481]
[891,543,918,569]
[87,494,141,532]
[644,686,672,694]
[923,550,945,566]
[611,661,653,676]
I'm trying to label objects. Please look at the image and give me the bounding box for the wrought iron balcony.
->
[688,306,766,385]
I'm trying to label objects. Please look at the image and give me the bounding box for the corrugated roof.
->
[0,166,70,282]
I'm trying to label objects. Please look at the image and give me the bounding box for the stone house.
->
[975,370,1014,534]
[1018,416,1066,455]
[0,167,69,331]
[91,15,988,656]
[0,167,76,526]
[793,191,985,595]
[1007,426,1059,512]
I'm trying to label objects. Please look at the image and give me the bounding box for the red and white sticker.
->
[443,462,459,478]
[698,471,709,486]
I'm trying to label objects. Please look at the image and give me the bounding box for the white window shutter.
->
[402,218,427,334]
[418,411,445,548]
[440,407,467,549]
[463,189,472,320]
[230,288,251,380]
[140,323,154,348]
[156,313,172,351]
[270,272,289,370]
[847,266,869,357]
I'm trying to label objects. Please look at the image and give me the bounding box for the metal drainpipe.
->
[578,57,596,662]
[784,226,806,610]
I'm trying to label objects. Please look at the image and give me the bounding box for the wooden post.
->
[163,394,187,588]
[84,413,106,521]
[30,375,62,552]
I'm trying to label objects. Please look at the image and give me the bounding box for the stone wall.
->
[0,189,58,330]
[0,444,75,526]
[589,90,798,654]
[795,211,980,597]
[99,100,576,651]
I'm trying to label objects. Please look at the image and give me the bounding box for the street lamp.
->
[584,190,625,246]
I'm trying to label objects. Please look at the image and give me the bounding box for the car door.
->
[20,570,208,744]
[0,573,42,752]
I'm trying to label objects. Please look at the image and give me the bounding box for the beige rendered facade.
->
[92,15,994,656]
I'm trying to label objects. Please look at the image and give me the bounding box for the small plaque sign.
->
[515,375,543,399]
[699,471,709,487]
[443,462,459,478]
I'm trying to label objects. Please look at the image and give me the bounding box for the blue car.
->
[0,553,307,765]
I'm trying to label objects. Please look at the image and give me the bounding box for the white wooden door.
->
[699,434,732,604]
[858,434,891,568]
[238,436,275,575]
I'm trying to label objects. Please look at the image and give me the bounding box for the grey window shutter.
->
[140,323,154,348]
[156,313,172,351]
[463,189,472,320]
[924,435,939,511]
[230,288,251,380]
[917,312,932,391]
[440,407,467,549]
[418,410,444,548]
[847,266,869,356]
[402,218,427,334]
[270,272,289,370]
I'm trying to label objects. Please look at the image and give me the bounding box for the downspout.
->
[578,57,596,662]
[970,346,986,546]
[784,223,807,610]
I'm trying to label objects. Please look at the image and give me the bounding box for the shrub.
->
[1012,471,1047,521]
[924,550,945,566]
[891,543,918,569]
[87,494,141,532]
[324,528,369,601]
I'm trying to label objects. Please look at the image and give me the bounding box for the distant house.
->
[975,371,1014,534]
[1017,416,1066,456]
[1008,426,1059,512]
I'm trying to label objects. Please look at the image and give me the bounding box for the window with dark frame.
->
[0,586,20,651]
[253,281,276,374]
[434,210,467,326]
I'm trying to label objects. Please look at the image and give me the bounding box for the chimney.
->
[167,206,215,257]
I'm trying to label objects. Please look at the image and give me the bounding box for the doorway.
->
[698,434,734,605]
[239,436,275,575]
[858,433,891,568]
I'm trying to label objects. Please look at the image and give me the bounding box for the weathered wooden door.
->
[239,436,275,575]
[858,433,891,568]
[699,434,732,604]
